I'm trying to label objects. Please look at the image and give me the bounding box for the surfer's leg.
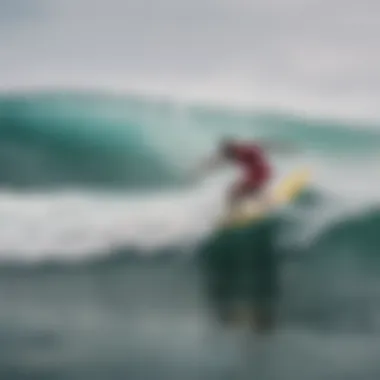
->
[256,189,273,211]
[226,179,253,216]
[251,176,272,207]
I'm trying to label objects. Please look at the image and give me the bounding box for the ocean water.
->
[2,0,380,379]
[1,91,380,380]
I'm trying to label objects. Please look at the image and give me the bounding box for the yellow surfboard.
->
[220,167,311,229]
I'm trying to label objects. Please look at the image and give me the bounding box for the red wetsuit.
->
[224,143,271,198]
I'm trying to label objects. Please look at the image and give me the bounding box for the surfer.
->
[195,137,281,216]
[197,137,293,333]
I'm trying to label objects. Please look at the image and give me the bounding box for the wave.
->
[1,90,380,189]
[0,92,182,189]
[310,207,380,258]
[0,90,379,267]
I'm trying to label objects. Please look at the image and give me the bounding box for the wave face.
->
[0,93,184,189]
[0,91,380,263]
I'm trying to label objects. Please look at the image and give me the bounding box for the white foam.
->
[0,175,230,262]
[0,152,377,263]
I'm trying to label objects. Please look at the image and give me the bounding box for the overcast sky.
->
[1,0,380,118]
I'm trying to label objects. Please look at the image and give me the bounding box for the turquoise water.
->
[1,91,380,380]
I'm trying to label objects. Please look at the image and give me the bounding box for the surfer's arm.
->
[193,154,225,180]
[202,154,225,171]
